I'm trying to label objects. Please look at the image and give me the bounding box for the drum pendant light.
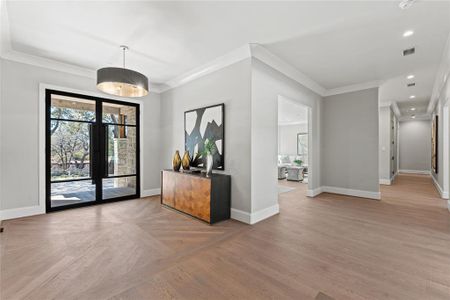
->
[97,45,149,97]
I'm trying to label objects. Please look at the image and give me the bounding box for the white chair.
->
[278,166,287,179]
[287,166,304,181]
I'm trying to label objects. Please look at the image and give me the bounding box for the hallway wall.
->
[322,88,379,197]
[251,58,322,215]
[399,120,431,172]
[160,58,252,214]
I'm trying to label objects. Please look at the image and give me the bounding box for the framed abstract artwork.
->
[184,103,224,170]
[432,115,438,173]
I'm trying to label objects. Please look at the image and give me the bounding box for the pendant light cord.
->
[120,45,128,68]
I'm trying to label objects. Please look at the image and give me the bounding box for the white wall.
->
[0,59,161,213]
[0,59,2,213]
[159,58,252,213]
[251,58,322,215]
[278,123,307,155]
[399,120,431,172]
[322,88,380,196]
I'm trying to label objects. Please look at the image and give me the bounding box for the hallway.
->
[381,173,444,210]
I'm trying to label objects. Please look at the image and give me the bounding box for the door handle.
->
[103,124,109,178]
[89,124,96,184]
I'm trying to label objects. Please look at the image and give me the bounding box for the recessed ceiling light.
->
[410,95,416,99]
[407,74,415,79]
[410,107,416,111]
[403,30,414,37]
[411,115,416,119]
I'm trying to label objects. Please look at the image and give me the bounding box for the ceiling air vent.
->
[407,82,416,87]
[403,47,415,56]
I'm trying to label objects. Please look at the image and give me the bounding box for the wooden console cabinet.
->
[161,170,231,224]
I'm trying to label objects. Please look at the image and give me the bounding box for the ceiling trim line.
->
[159,44,252,93]
[249,44,327,96]
[324,80,383,97]
[398,115,431,122]
[0,50,164,93]
[392,102,401,118]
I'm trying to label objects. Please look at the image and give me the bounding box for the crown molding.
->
[0,50,164,93]
[250,43,326,96]
[392,101,401,118]
[2,49,96,78]
[324,80,382,97]
[398,115,431,122]
[160,44,252,93]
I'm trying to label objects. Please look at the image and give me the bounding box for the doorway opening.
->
[45,89,140,212]
[277,96,310,196]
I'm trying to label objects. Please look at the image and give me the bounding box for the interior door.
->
[46,90,140,212]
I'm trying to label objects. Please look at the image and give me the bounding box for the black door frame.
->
[45,89,141,212]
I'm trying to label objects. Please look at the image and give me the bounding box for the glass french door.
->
[46,89,140,212]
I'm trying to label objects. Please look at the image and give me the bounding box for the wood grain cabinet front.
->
[161,170,231,224]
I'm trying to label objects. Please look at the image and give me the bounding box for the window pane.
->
[102,102,136,125]
[51,180,96,207]
[51,94,95,121]
[103,176,136,199]
[106,125,136,176]
[51,121,91,181]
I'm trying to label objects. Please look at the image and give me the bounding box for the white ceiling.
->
[396,99,429,118]
[278,97,308,126]
[2,1,450,114]
[266,2,450,89]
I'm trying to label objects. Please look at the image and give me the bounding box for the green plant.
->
[202,139,217,156]
[293,159,303,166]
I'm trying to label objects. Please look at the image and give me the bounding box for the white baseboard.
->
[251,204,279,224]
[399,169,431,175]
[141,188,161,197]
[321,186,381,200]
[379,178,391,185]
[230,208,251,224]
[0,205,45,221]
[231,204,279,225]
[430,175,448,199]
[307,187,323,197]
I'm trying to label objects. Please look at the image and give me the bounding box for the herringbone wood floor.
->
[1,174,450,299]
